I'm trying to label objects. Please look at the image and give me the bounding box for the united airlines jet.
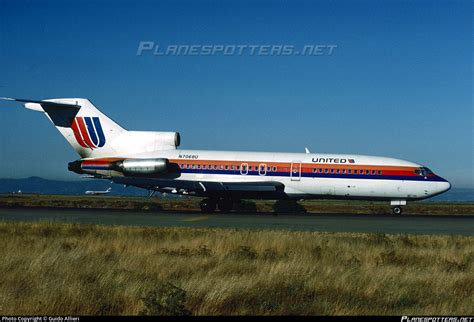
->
[1,97,451,214]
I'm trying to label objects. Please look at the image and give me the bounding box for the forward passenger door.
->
[290,161,301,181]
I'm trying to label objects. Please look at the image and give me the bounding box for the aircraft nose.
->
[437,180,451,194]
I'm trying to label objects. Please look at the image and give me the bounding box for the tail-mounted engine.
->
[68,158,171,176]
[114,158,169,175]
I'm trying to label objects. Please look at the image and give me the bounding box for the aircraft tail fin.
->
[1,97,126,158]
[1,97,180,159]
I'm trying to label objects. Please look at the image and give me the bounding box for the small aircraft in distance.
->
[85,187,111,195]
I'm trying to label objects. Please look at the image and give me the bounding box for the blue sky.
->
[0,0,472,187]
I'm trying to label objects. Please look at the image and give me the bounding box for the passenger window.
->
[186,164,190,169]
[214,165,218,170]
[365,170,370,174]
[348,169,352,174]
[237,166,240,170]
[273,167,277,171]
[336,169,340,174]
[353,170,358,174]
[324,169,328,173]
[180,164,184,168]
[313,168,317,173]
[231,165,234,170]
[197,164,201,169]
[342,169,346,174]
[378,170,382,175]
[330,169,334,173]
[191,164,195,169]
[220,165,223,170]
[225,165,228,170]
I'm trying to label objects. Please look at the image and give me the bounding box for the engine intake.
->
[115,158,169,175]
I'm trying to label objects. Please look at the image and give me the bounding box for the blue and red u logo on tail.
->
[71,117,106,149]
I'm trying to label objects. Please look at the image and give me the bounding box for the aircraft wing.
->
[203,181,284,192]
[111,177,285,196]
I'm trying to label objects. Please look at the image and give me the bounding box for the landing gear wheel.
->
[217,198,233,213]
[392,206,402,215]
[200,198,217,213]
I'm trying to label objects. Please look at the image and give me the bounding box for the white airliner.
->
[85,187,112,195]
[1,97,451,214]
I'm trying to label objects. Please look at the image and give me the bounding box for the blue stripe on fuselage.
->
[177,169,447,182]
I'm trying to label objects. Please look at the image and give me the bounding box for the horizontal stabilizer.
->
[0,97,81,127]
[0,97,81,109]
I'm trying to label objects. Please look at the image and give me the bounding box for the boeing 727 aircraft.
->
[1,97,451,214]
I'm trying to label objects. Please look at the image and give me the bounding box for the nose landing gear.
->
[392,206,403,215]
[390,200,406,215]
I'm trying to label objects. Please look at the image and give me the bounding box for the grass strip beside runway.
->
[0,221,472,315]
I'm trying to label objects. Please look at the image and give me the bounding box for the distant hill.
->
[0,177,472,202]
[0,176,148,196]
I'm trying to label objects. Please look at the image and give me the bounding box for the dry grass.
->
[0,221,472,315]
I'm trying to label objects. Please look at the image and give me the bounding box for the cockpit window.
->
[414,167,433,176]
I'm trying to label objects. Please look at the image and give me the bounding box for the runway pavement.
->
[0,207,473,236]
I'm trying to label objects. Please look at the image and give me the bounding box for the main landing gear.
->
[199,198,216,212]
[200,198,233,213]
